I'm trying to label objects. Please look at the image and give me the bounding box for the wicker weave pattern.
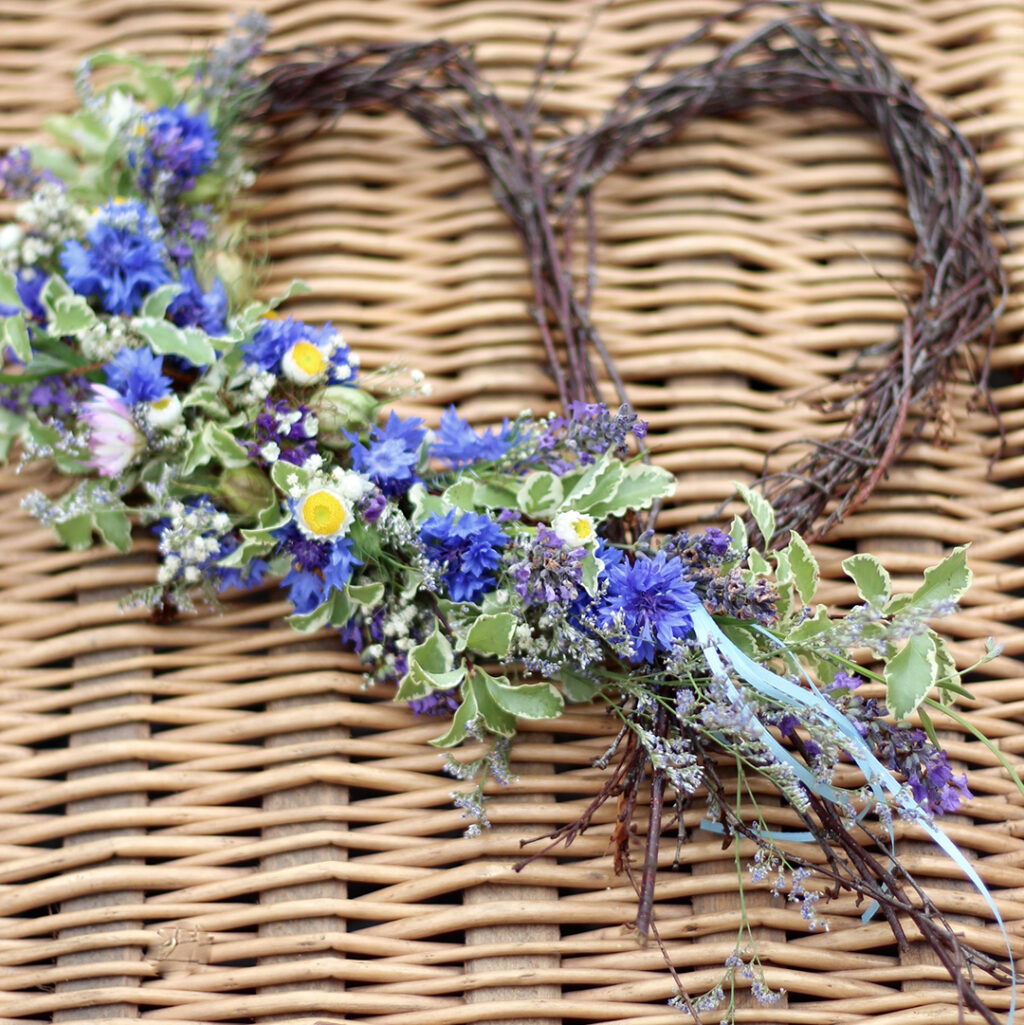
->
[1,1,1024,1023]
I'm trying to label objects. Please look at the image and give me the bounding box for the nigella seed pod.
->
[218,465,275,516]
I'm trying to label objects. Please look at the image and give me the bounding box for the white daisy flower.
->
[281,340,330,385]
[147,393,182,430]
[295,484,353,540]
[552,510,597,548]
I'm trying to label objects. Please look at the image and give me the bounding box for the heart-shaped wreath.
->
[0,4,1014,1021]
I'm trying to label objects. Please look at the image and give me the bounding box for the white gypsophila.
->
[0,224,24,269]
[382,604,417,638]
[260,441,281,462]
[303,452,324,472]
[247,370,276,403]
[15,182,89,264]
[551,509,597,548]
[274,406,303,433]
[303,413,319,437]
[79,317,130,361]
[330,466,372,503]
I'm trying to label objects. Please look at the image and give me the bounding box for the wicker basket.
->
[1,2,1024,1023]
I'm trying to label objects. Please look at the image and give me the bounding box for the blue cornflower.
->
[598,551,699,663]
[0,269,47,321]
[281,564,325,614]
[168,268,227,335]
[216,548,268,593]
[274,518,362,615]
[420,509,507,604]
[349,411,426,497]
[104,347,171,404]
[431,406,512,468]
[60,200,170,315]
[137,104,219,194]
[323,537,361,593]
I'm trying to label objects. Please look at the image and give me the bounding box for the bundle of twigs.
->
[253,4,1011,1020]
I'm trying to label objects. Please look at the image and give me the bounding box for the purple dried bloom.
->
[361,491,387,523]
[508,525,586,606]
[535,401,648,474]
[409,690,462,717]
[245,398,318,468]
[0,147,53,198]
[136,104,219,195]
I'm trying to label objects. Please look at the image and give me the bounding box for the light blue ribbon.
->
[688,605,1016,1021]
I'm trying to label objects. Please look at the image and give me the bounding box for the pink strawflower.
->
[81,384,145,476]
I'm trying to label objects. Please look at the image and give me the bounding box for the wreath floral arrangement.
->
[0,6,1017,1022]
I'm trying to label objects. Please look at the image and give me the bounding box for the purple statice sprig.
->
[823,674,971,816]
[245,397,319,469]
[534,401,647,476]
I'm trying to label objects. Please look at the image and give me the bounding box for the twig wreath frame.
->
[245,4,1013,1019]
[254,0,1007,542]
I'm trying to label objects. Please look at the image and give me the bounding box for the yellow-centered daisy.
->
[282,341,329,385]
[148,393,182,430]
[296,486,352,540]
[551,510,597,548]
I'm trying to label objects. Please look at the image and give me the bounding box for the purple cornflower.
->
[598,550,699,663]
[430,406,513,469]
[168,267,227,335]
[349,411,426,497]
[60,200,170,315]
[136,104,219,195]
[420,509,507,604]
[104,347,172,404]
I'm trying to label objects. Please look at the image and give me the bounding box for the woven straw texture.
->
[1,1,1024,1023]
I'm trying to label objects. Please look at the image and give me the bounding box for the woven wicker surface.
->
[1,1,1024,1023]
